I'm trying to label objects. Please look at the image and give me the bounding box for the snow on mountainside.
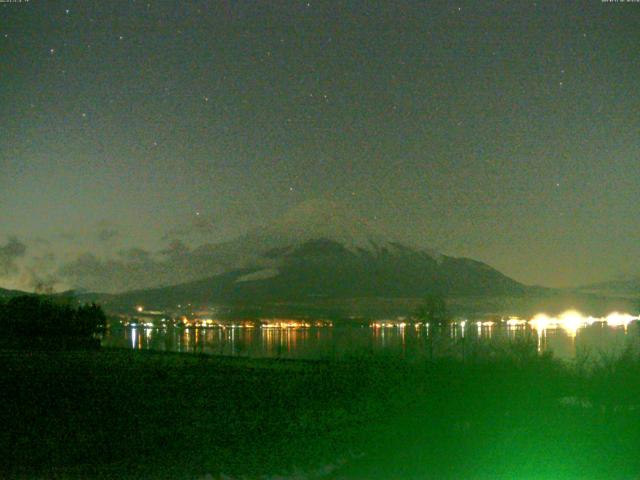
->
[263,199,442,258]
[192,199,441,274]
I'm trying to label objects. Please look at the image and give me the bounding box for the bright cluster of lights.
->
[369,311,638,336]
[526,310,639,336]
[505,317,527,327]
[183,320,256,328]
[260,320,312,329]
[260,319,333,329]
[371,321,409,328]
[605,312,638,327]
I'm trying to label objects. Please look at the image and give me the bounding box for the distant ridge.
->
[0,287,30,298]
[578,276,640,297]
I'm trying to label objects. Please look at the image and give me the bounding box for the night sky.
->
[1,0,639,292]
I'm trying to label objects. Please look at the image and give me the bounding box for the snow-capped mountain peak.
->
[192,199,440,274]
[255,199,388,252]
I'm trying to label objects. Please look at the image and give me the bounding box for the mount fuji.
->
[99,200,527,313]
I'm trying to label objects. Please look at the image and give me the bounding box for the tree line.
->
[0,295,107,347]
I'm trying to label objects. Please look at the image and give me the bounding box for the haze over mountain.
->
[87,200,527,312]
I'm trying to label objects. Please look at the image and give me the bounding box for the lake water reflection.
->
[102,320,640,361]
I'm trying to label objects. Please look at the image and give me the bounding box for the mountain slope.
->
[106,236,526,310]
[0,287,30,298]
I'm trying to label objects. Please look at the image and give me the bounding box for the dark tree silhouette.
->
[0,295,107,348]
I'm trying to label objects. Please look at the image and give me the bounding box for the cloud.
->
[163,216,218,241]
[0,237,27,277]
[160,239,191,259]
[118,247,152,263]
[59,250,155,293]
[58,241,226,293]
[97,227,121,243]
[57,222,123,247]
[20,252,60,294]
[0,237,64,292]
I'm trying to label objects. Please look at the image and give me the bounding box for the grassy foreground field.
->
[2,345,640,479]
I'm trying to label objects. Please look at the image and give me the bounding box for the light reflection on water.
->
[102,321,640,361]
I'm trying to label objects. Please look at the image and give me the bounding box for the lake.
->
[102,318,640,361]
